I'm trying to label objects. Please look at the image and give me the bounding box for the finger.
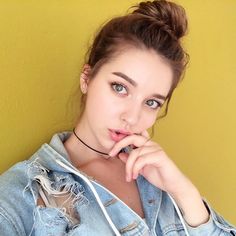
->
[125,145,158,181]
[125,148,143,182]
[109,134,151,157]
[132,152,161,179]
[125,145,162,181]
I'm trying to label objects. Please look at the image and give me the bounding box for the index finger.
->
[109,134,151,157]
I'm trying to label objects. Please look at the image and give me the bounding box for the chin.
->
[96,131,114,152]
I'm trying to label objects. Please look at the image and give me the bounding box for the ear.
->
[80,64,91,94]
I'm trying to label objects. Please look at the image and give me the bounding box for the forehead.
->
[100,47,173,96]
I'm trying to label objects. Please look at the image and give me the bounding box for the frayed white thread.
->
[29,205,71,236]
[34,174,69,196]
[23,157,50,204]
[24,156,87,231]
[26,158,85,226]
[55,158,122,236]
[28,206,45,236]
[36,175,85,224]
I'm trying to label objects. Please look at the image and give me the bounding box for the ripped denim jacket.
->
[0,132,235,236]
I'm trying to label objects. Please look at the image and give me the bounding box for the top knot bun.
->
[132,0,187,40]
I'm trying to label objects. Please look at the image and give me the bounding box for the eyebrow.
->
[112,71,167,101]
[112,72,137,86]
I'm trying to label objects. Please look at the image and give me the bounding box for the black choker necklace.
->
[72,128,110,158]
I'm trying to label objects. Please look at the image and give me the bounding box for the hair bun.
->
[132,0,187,40]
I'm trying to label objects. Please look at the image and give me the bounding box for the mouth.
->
[109,129,132,142]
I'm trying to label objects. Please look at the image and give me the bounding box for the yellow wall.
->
[0,0,235,224]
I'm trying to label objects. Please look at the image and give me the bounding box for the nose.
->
[120,101,142,127]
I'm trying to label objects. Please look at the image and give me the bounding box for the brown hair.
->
[80,0,188,119]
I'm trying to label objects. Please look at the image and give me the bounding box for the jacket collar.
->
[31,131,74,173]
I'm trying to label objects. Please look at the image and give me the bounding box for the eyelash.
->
[111,82,128,95]
[110,81,162,110]
[146,100,162,109]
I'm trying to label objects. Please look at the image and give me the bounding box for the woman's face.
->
[79,47,173,152]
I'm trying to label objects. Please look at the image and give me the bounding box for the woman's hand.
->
[109,131,190,196]
[109,131,210,227]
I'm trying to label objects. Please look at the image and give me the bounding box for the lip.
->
[109,129,132,142]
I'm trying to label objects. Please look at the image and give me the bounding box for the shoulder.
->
[0,160,33,236]
[0,160,30,194]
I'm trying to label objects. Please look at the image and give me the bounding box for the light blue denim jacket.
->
[0,132,235,236]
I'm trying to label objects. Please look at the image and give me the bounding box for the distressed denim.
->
[0,132,235,236]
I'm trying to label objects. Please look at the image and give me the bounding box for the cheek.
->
[140,112,157,130]
[87,91,118,117]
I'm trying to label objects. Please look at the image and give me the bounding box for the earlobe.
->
[80,64,91,94]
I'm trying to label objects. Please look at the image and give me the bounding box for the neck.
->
[63,128,111,167]
[73,128,109,156]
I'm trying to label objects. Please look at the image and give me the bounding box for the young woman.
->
[0,0,235,235]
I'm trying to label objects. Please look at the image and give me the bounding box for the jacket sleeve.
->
[0,208,23,236]
[184,199,236,236]
[0,161,32,236]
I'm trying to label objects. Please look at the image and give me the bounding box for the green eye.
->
[111,83,127,94]
[146,100,160,109]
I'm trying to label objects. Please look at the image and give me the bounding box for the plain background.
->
[0,0,235,224]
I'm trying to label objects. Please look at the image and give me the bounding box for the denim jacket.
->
[0,132,235,236]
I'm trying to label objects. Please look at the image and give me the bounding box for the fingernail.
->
[109,151,114,157]
[133,173,137,179]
